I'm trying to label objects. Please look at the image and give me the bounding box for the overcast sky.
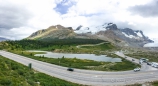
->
[0,0,158,42]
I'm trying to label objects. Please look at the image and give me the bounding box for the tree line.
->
[0,38,105,50]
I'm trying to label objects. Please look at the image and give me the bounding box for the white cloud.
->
[0,27,36,40]
[0,0,158,40]
[144,43,158,47]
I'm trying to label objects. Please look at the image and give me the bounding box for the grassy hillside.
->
[0,38,118,55]
[0,55,81,86]
[0,39,105,51]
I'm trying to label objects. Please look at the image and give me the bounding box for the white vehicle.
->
[134,67,140,72]
[140,58,148,63]
[151,62,158,68]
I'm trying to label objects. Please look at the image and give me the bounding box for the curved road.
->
[115,51,157,71]
[0,50,158,86]
[76,42,108,48]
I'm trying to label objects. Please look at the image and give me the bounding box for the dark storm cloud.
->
[128,0,158,17]
[0,4,31,29]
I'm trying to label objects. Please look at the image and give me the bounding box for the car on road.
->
[147,62,152,65]
[151,62,158,68]
[132,59,135,61]
[140,58,148,63]
[134,67,140,72]
[67,68,74,71]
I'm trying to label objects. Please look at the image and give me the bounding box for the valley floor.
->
[0,50,158,86]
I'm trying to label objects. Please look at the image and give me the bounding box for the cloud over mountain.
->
[0,0,157,41]
[129,0,158,17]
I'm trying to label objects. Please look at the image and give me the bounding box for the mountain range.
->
[26,23,154,47]
[0,37,9,42]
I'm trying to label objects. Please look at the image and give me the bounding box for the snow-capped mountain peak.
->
[75,23,118,34]
[95,24,107,32]
[134,31,143,37]
[120,28,147,40]
[122,32,138,39]
[74,23,153,47]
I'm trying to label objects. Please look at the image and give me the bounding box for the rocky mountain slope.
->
[75,23,153,47]
[27,23,153,47]
[27,25,76,40]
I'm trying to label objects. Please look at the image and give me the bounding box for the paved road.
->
[0,50,158,86]
[115,51,157,71]
[76,42,108,48]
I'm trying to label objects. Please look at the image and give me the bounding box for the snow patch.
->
[136,32,142,37]
[122,32,141,39]
[122,32,135,38]
[75,24,107,34]
[96,26,107,32]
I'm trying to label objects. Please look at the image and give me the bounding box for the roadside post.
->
[28,63,32,69]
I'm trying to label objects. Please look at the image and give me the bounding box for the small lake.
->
[30,51,122,62]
